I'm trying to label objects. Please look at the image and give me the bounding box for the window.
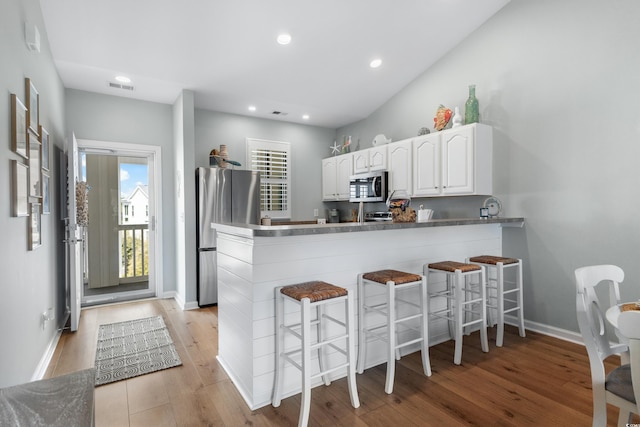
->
[246,138,291,219]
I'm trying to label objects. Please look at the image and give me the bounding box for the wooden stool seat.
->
[469,255,519,266]
[362,269,422,285]
[428,261,482,273]
[280,281,348,302]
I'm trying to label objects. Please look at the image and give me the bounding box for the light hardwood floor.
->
[45,298,637,426]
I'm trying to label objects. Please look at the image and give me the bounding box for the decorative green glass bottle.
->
[464,84,479,124]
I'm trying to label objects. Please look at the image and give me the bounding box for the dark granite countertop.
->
[213,217,524,238]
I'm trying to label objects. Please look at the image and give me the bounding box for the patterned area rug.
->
[94,316,182,386]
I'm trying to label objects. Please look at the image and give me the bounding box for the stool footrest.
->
[394,297,421,309]
[311,362,350,380]
[322,313,346,328]
[395,312,423,324]
[396,336,425,350]
[310,333,348,351]
[282,352,303,371]
[363,302,388,316]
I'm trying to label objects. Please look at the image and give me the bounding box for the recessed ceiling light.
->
[302,114,309,120]
[115,75,131,83]
[277,33,292,45]
[248,105,256,112]
[369,58,382,69]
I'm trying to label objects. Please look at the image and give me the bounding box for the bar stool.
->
[357,269,431,394]
[424,261,488,365]
[468,255,525,346]
[272,281,359,427]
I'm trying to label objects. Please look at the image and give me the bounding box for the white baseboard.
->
[32,328,63,381]
[183,301,200,310]
[164,290,199,311]
[217,355,259,410]
[518,317,583,345]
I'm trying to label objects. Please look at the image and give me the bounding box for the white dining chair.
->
[575,265,631,427]
[615,311,640,422]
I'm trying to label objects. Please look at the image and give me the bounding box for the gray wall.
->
[65,89,177,297]
[0,0,67,387]
[194,110,335,220]
[337,0,640,332]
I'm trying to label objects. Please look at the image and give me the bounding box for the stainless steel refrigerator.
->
[196,167,260,306]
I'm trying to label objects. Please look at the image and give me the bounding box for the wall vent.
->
[108,82,135,91]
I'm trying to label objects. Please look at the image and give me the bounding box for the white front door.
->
[77,139,163,306]
[66,133,82,332]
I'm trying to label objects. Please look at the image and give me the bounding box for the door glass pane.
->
[80,151,153,305]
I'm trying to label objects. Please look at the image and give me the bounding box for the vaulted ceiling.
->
[40,0,510,128]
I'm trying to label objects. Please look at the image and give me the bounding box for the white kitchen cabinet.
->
[412,123,492,197]
[412,133,441,196]
[353,146,387,174]
[322,154,352,200]
[388,138,413,194]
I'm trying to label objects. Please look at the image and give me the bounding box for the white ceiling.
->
[39,0,509,129]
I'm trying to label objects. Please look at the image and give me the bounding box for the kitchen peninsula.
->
[214,217,524,410]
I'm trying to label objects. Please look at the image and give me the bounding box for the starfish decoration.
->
[330,141,340,155]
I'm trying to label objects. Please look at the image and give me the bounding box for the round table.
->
[606,304,622,329]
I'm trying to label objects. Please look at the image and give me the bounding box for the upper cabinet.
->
[412,133,441,196]
[413,123,492,197]
[322,153,353,201]
[353,146,388,174]
[388,139,413,194]
[322,123,492,201]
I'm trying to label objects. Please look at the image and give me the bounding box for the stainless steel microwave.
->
[349,171,388,202]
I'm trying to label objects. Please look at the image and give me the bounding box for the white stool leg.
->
[299,298,312,427]
[356,274,365,374]
[272,287,284,407]
[453,270,464,365]
[420,275,432,376]
[486,266,497,328]
[394,285,401,362]
[496,262,505,347]
[317,303,331,386]
[385,280,396,394]
[345,291,360,408]
[446,274,455,340]
[479,268,489,353]
[516,260,526,337]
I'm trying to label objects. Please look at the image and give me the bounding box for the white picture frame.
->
[12,160,29,217]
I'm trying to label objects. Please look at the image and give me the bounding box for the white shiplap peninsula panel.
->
[216,221,514,409]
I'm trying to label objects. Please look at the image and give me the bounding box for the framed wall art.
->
[28,130,41,198]
[40,125,49,171]
[42,172,50,214]
[11,94,28,159]
[12,160,29,217]
[29,202,42,250]
[25,78,39,136]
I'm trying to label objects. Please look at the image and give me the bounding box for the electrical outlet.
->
[313,208,319,217]
[41,308,54,330]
